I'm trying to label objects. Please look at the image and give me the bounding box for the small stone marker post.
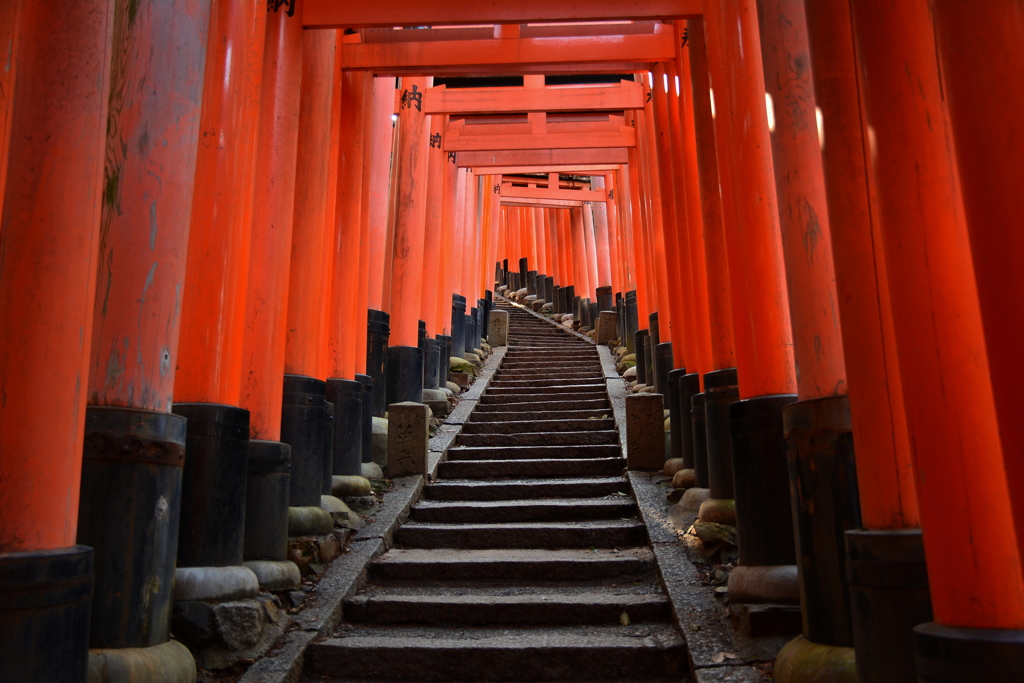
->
[597,311,618,345]
[488,309,509,346]
[387,402,430,477]
[626,393,666,470]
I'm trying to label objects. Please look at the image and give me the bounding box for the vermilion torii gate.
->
[1,1,1022,682]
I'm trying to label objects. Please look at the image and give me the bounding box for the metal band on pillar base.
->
[845,529,932,683]
[773,396,862,683]
[326,379,364,477]
[355,375,374,465]
[451,295,467,358]
[387,346,424,406]
[654,342,673,397]
[366,310,391,418]
[727,394,800,606]
[0,546,93,683]
[78,407,186,650]
[280,375,327,508]
[700,368,739,525]
[635,330,650,386]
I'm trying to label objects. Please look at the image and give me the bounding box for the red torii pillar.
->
[803,0,926,678]
[853,1,1024,678]
[419,113,447,391]
[387,76,431,403]
[756,0,858,676]
[704,0,800,605]
[75,0,210,675]
[0,0,18,227]
[0,2,109,679]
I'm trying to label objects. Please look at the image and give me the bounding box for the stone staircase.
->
[301,300,687,682]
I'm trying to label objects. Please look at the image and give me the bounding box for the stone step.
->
[424,476,629,501]
[461,418,616,434]
[343,591,670,626]
[468,408,612,422]
[447,443,620,460]
[492,370,603,380]
[411,497,635,523]
[484,384,607,396]
[488,376,605,387]
[455,430,618,448]
[475,398,610,411]
[395,519,646,549]
[437,456,625,479]
[368,547,655,582]
[305,624,687,682]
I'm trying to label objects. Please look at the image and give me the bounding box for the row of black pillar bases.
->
[637,315,932,679]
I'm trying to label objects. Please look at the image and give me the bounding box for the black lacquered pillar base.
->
[914,623,1024,683]
[326,378,364,477]
[667,368,687,462]
[784,395,861,645]
[421,339,440,390]
[635,329,649,385]
[386,345,424,406]
[0,545,93,683]
[355,374,374,464]
[654,342,673,396]
[436,335,452,385]
[451,295,467,358]
[78,406,186,649]
[280,375,327,507]
[172,403,250,568]
[846,528,932,683]
[243,440,291,561]
[366,309,391,418]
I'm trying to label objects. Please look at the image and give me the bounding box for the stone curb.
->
[629,471,774,683]
[239,345,507,683]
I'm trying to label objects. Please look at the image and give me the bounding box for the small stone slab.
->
[488,309,510,346]
[597,311,618,345]
[387,402,430,478]
[626,393,665,470]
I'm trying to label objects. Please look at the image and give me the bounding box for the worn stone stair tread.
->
[395,519,646,549]
[343,592,672,625]
[412,497,636,523]
[484,384,609,394]
[469,408,612,422]
[421,475,626,501]
[455,430,619,447]
[447,443,620,459]
[306,625,687,681]
[479,392,608,405]
[369,547,655,581]
[436,457,625,479]
[461,418,616,434]
[474,398,609,411]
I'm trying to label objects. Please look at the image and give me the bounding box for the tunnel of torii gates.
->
[0,0,1022,681]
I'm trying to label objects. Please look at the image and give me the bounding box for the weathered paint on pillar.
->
[326,70,368,379]
[0,0,21,227]
[177,0,267,406]
[687,17,736,373]
[88,0,211,411]
[366,77,397,312]
[241,0,304,440]
[669,52,714,380]
[388,76,431,348]
[420,113,446,335]
[852,0,1024,629]
[285,28,337,378]
[932,0,1024,556]
[805,0,917,529]
[0,0,112,551]
[704,0,796,397]
[760,0,846,401]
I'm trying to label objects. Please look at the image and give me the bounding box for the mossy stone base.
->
[698,496,736,525]
[774,636,856,683]
[87,639,195,683]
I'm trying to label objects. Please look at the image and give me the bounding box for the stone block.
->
[387,401,430,478]
[626,393,665,470]
[212,600,264,651]
[488,309,509,346]
[597,311,619,345]
[371,416,388,467]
